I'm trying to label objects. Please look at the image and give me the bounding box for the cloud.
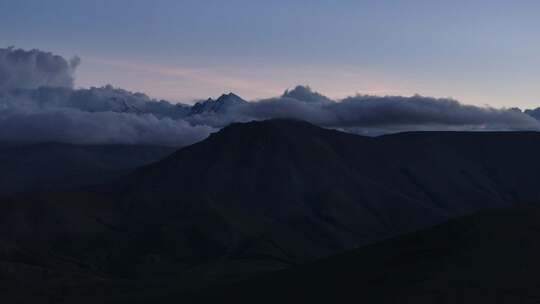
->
[14,85,191,118]
[0,47,80,91]
[0,84,211,147]
[1,47,539,146]
[282,85,333,103]
[328,94,538,129]
[0,106,212,146]
[218,86,540,134]
[0,48,211,146]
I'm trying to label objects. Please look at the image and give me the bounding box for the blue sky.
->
[1,0,539,107]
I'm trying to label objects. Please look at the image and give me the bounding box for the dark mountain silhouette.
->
[110,119,540,262]
[0,143,175,196]
[2,119,540,302]
[188,204,540,304]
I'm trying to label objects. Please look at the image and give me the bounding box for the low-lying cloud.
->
[0,48,212,146]
[0,107,211,146]
[1,47,540,146]
[204,86,540,135]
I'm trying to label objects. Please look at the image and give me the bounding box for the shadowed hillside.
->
[188,204,540,304]
[2,119,540,302]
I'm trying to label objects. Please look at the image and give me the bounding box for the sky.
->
[1,0,539,107]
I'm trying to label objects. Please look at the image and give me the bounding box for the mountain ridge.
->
[188,93,248,116]
[3,119,540,302]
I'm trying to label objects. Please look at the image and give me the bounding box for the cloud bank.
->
[0,107,210,146]
[0,48,211,146]
[196,86,540,135]
[1,47,540,146]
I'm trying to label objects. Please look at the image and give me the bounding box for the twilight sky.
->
[1,0,539,107]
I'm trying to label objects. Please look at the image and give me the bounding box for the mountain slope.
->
[2,119,540,302]
[113,119,540,261]
[189,204,540,304]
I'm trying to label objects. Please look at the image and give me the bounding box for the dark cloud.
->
[329,94,538,129]
[1,47,539,146]
[0,48,210,146]
[0,47,79,91]
[0,107,212,146]
[13,85,191,118]
[0,85,210,147]
[222,87,540,134]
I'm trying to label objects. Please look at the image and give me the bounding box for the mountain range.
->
[2,119,540,302]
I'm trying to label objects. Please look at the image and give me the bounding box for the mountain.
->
[114,119,540,260]
[525,107,540,121]
[2,119,540,302]
[189,204,540,304]
[0,143,175,196]
[188,93,247,115]
[104,96,191,118]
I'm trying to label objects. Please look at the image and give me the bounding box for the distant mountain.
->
[525,107,540,121]
[104,96,191,118]
[190,204,540,304]
[0,143,175,196]
[3,119,540,302]
[188,93,247,115]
